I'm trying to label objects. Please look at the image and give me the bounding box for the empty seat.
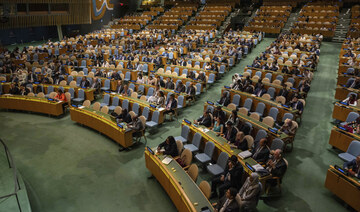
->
[207,152,229,176]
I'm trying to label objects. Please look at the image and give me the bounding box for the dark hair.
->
[228,187,237,197]
[167,136,175,144]
[230,155,238,164]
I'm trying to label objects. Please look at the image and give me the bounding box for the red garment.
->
[55,93,67,102]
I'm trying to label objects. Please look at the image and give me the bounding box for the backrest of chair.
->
[199,181,211,199]
[227,103,237,111]
[204,141,215,158]
[346,112,359,123]
[139,115,146,130]
[132,103,139,115]
[178,95,184,107]
[129,111,136,119]
[140,95,147,101]
[27,92,35,97]
[122,99,129,110]
[131,92,138,98]
[182,148,193,167]
[244,98,252,110]
[270,138,284,151]
[267,87,275,98]
[238,107,248,115]
[65,92,71,103]
[261,93,271,100]
[250,113,260,121]
[93,102,101,111]
[49,92,57,99]
[262,116,274,127]
[269,107,279,121]
[78,89,85,98]
[192,132,202,148]
[101,106,109,114]
[232,94,240,106]
[37,92,45,98]
[256,102,265,113]
[69,81,77,87]
[142,107,150,119]
[151,111,160,123]
[255,129,267,142]
[104,94,110,104]
[111,97,119,107]
[105,79,110,87]
[217,152,229,170]
[244,135,254,149]
[176,140,184,156]
[83,100,91,107]
[276,96,286,104]
[188,164,198,182]
[347,140,360,156]
[181,125,190,139]
[60,80,67,86]
[114,106,122,115]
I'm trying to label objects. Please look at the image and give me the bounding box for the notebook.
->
[238,150,252,159]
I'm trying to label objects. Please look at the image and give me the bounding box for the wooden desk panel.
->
[0,95,65,116]
[145,151,213,212]
[328,127,359,152]
[70,107,133,148]
[325,167,360,211]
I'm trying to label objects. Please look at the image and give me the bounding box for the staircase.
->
[218,9,241,35]
[282,9,301,33]
[333,8,351,43]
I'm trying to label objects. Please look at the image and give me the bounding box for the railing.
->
[0,138,22,212]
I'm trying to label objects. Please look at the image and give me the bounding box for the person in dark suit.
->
[251,138,270,163]
[26,70,38,84]
[346,77,360,89]
[277,84,289,98]
[213,106,226,124]
[157,136,178,157]
[187,71,196,80]
[265,149,287,186]
[175,81,186,93]
[116,108,132,123]
[127,115,144,138]
[214,188,239,212]
[164,93,177,115]
[211,155,244,198]
[194,110,212,127]
[289,95,304,114]
[9,83,20,95]
[156,76,165,87]
[79,76,90,88]
[111,71,121,80]
[90,77,101,93]
[253,83,266,97]
[115,80,124,94]
[165,78,175,90]
[19,85,30,96]
[223,121,238,143]
[236,121,251,135]
[344,155,360,178]
[185,83,196,101]
[218,91,230,106]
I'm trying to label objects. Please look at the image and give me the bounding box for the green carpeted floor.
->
[0,38,352,212]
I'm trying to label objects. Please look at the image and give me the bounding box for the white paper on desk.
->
[253,164,265,171]
[162,157,172,165]
[158,107,165,111]
[202,128,209,133]
[111,92,116,95]
[238,150,252,159]
[79,106,85,109]
[59,101,63,103]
